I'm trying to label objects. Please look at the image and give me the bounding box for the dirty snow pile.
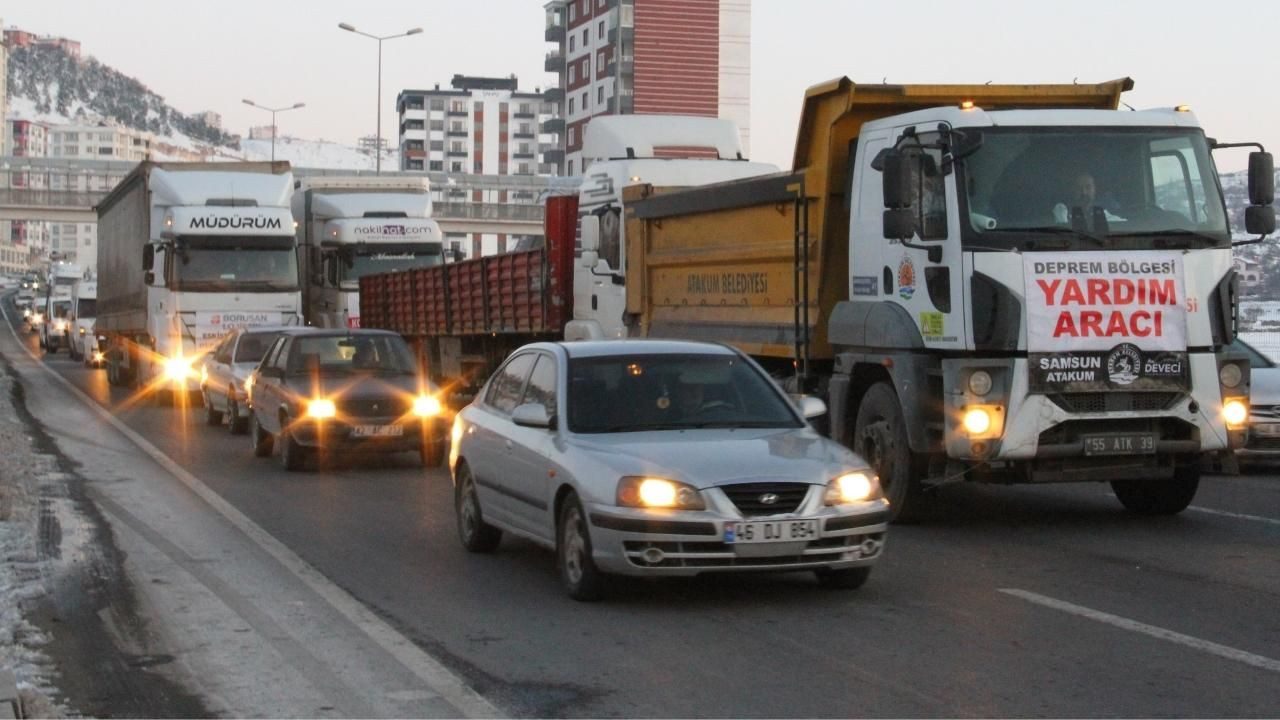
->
[0,363,65,717]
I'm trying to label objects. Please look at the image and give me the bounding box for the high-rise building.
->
[8,119,50,156]
[1,21,8,158]
[396,75,560,258]
[48,122,153,161]
[542,0,751,176]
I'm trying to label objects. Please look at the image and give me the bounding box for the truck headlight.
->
[307,398,337,419]
[413,394,442,417]
[1223,398,1248,427]
[824,471,880,505]
[963,407,992,434]
[616,476,705,510]
[164,356,194,381]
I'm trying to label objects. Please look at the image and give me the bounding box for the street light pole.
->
[338,22,423,174]
[242,99,305,162]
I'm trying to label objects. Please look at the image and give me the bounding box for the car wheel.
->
[557,493,606,601]
[815,565,872,590]
[853,382,929,523]
[249,412,274,458]
[204,392,224,426]
[455,463,501,552]
[227,396,249,435]
[279,423,309,472]
[1111,463,1199,515]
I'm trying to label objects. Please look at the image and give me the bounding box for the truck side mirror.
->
[580,215,601,252]
[1248,151,1274,205]
[1246,205,1276,235]
[881,150,914,210]
[142,244,154,271]
[883,208,916,240]
[581,250,599,268]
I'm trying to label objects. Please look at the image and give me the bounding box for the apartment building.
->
[8,119,49,156]
[396,75,559,258]
[2,27,81,59]
[543,0,751,175]
[49,122,153,161]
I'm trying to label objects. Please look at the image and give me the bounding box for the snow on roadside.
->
[0,353,67,717]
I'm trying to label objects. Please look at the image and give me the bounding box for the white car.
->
[450,340,890,601]
[1233,338,1280,464]
[200,327,290,434]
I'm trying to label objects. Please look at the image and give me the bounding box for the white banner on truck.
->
[1024,252,1188,391]
[193,311,282,342]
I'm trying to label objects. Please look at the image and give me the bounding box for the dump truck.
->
[96,161,304,398]
[613,77,1274,520]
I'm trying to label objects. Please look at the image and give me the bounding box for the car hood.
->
[1251,367,1280,406]
[564,427,866,489]
[283,372,431,397]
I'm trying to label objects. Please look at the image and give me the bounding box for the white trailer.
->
[96,161,304,400]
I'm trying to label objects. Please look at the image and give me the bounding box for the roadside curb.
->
[0,668,19,720]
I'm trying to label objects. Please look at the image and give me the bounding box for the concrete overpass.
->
[0,157,579,235]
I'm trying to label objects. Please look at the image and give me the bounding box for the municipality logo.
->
[1106,344,1142,386]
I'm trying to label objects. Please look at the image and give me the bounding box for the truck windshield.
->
[338,244,444,287]
[76,299,97,318]
[957,127,1229,250]
[172,236,299,292]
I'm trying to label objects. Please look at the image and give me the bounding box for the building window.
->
[430,98,445,111]
[581,91,588,110]
[568,160,574,175]
[430,160,443,171]
[569,35,575,52]
[568,128,576,146]
[451,161,463,172]
[569,98,575,114]
[568,65,575,84]
[598,19,605,38]
[430,119,444,131]
[582,28,588,45]
[569,3,575,21]
[430,140,444,150]
[598,86,604,105]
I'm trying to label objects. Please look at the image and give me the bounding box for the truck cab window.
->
[905,133,947,240]
[598,207,622,271]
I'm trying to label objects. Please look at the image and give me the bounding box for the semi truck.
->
[67,279,100,365]
[96,161,304,399]
[357,115,778,397]
[293,176,445,329]
[612,77,1273,519]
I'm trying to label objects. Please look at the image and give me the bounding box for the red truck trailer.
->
[359,194,579,401]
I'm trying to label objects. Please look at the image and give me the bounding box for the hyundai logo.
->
[759,493,779,505]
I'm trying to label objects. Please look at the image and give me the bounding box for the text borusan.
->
[190,215,283,230]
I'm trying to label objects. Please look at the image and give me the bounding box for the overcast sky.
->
[5,0,1276,171]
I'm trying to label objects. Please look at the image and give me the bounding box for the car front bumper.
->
[290,416,449,452]
[584,499,890,577]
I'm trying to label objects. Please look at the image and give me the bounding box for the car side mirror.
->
[796,395,827,420]
[1248,151,1274,205]
[511,402,552,429]
[580,215,601,252]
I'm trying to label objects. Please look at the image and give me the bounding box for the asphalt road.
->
[9,312,1280,717]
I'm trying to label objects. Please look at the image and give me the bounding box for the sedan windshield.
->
[287,335,416,376]
[234,332,283,363]
[567,354,802,433]
[959,127,1229,249]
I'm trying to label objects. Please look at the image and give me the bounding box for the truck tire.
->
[1111,463,1199,515]
[853,382,928,523]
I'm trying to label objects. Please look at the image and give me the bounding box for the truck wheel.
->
[250,413,274,458]
[1111,463,1199,515]
[853,382,928,523]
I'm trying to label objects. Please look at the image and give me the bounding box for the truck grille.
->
[1047,392,1181,414]
[720,482,811,516]
[1252,404,1280,421]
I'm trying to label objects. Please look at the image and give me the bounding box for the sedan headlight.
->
[307,398,337,419]
[824,471,881,505]
[413,394,442,417]
[616,476,706,510]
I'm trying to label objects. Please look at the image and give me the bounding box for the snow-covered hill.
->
[239,137,399,171]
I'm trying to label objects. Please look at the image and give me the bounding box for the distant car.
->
[449,340,890,601]
[200,326,290,434]
[1233,337,1280,464]
[246,328,447,471]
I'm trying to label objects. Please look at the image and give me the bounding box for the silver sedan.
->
[450,339,890,600]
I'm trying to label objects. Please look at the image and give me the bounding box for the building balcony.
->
[606,95,634,114]
[513,152,536,160]
[540,117,565,134]
[513,111,536,119]
[544,87,564,104]
[513,131,535,139]
[446,108,469,117]
[446,149,469,157]
[607,26,634,46]
[542,149,565,165]
[545,24,565,42]
[404,149,427,159]
[446,129,469,137]
[544,51,564,73]
[605,55,633,77]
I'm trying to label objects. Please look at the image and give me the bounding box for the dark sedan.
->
[246,329,447,471]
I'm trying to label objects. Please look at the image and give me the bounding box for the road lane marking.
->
[1000,588,1280,674]
[1188,506,1280,527]
[1,300,502,718]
